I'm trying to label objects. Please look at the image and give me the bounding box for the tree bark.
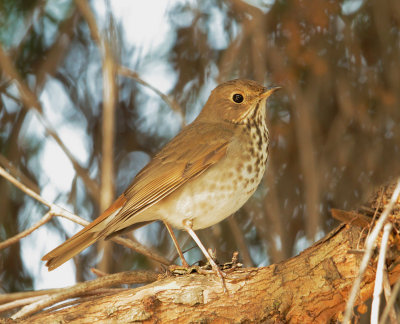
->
[16,213,400,323]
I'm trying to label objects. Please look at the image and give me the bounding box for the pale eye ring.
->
[232,93,244,103]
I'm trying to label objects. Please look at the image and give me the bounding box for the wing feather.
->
[100,122,233,236]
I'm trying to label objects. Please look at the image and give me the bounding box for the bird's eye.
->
[232,93,244,103]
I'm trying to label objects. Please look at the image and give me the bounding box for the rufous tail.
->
[42,194,126,270]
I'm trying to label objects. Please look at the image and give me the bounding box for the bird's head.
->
[198,79,280,124]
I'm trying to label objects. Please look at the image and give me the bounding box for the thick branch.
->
[13,217,400,323]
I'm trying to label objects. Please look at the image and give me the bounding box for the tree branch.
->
[0,165,170,265]
[8,183,400,323]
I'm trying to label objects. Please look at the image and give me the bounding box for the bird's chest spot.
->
[237,118,269,194]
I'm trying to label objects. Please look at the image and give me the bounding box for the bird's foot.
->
[201,248,227,292]
[167,256,227,292]
[182,220,229,292]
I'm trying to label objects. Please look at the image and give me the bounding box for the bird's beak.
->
[260,86,282,99]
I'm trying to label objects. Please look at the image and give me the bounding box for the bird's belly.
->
[155,150,267,230]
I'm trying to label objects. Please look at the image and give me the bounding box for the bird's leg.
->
[183,219,227,292]
[163,221,189,267]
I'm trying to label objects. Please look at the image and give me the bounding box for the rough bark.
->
[13,221,400,323]
[6,183,399,323]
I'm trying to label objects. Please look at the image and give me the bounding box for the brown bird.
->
[42,79,280,281]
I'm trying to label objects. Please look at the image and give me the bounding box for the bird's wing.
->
[42,122,232,270]
[100,122,233,236]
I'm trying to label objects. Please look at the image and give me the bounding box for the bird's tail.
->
[42,230,98,271]
[42,194,126,271]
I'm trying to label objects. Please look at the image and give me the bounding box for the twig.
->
[91,268,108,277]
[11,270,159,319]
[35,113,100,201]
[380,278,400,324]
[228,217,253,267]
[343,178,400,323]
[382,265,398,324]
[0,166,170,265]
[0,45,41,112]
[0,43,100,201]
[0,286,125,314]
[0,166,50,208]
[0,288,61,305]
[0,166,87,226]
[118,65,185,124]
[0,212,53,251]
[367,187,385,237]
[112,236,170,266]
[371,222,392,323]
[74,0,101,46]
[0,296,48,314]
[0,154,41,194]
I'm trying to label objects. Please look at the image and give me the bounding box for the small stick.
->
[381,265,398,324]
[0,166,170,265]
[343,178,400,323]
[379,279,400,324]
[371,222,392,323]
[11,270,158,320]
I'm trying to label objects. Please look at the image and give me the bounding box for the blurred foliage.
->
[0,2,400,315]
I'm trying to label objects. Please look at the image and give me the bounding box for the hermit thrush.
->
[42,79,279,282]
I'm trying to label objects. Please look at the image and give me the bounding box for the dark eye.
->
[232,93,244,103]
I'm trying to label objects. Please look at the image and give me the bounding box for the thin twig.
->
[0,212,53,251]
[0,154,41,194]
[11,270,159,319]
[74,0,101,46]
[367,187,385,238]
[0,166,50,208]
[0,288,62,305]
[35,113,100,200]
[0,286,125,314]
[0,166,86,226]
[91,268,108,277]
[118,65,185,123]
[0,166,170,265]
[0,45,41,111]
[382,265,398,324]
[0,43,100,201]
[380,278,400,324]
[343,178,400,323]
[228,217,253,267]
[0,296,48,314]
[112,236,170,266]
[371,222,392,323]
